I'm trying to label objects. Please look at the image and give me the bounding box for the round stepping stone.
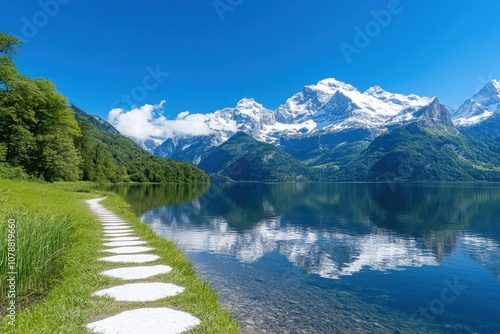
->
[103,229,134,234]
[101,221,127,223]
[104,230,134,235]
[86,308,200,334]
[102,246,154,254]
[103,237,141,242]
[99,254,160,263]
[103,229,133,233]
[104,226,132,230]
[100,265,172,280]
[104,232,134,237]
[92,282,184,301]
[103,240,147,247]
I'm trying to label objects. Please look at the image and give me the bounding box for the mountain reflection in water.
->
[108,182,500,333]
[140,183,500,279]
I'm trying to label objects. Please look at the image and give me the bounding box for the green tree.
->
[0,32,81,181]
[0,32,21,90]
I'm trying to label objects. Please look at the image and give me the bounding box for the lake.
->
[106,182,500,333]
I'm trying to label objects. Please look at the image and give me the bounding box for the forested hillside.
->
[329,122,500,181]
[72,105,209,183]
[0,32,208,183]
[199,132,316,182]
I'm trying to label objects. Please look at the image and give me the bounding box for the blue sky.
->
[2,0,500,119]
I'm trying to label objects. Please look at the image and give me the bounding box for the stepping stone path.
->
[93,282,185,302]
[101,246,155,254]
[101,265,172,280]
[85,198,201,334]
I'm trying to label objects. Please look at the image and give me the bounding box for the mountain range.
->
[112,78,500,181]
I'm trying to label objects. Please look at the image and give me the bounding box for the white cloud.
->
[107,101,238,141]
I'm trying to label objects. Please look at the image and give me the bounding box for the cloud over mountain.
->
[108,101,238,140]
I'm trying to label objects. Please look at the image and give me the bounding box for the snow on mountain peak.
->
[236,97,261,108]
[124,77,461,155]
[491,79,500,90]
[312,85,433,132]
[215,97,276,141]
[276,78,358,123]
[314,78,358,93]
[364,86,386,95]
[483,80,500,96]
[453,79,500,126]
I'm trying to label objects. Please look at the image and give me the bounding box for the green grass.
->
[0,180,239,333]
[0,210,72,298]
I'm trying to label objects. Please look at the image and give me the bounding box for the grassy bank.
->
[0,180,239,333]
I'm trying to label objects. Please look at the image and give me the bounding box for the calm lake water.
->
[107,183,500,333]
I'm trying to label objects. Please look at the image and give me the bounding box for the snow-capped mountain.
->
[311,80,434,132]
[134,138,166,153]
[453,80,500,126]
[145,78,445,162]
[275,78,357,123]
[216,98,276,142]
[451,80,500,139]
[120,78,500,159]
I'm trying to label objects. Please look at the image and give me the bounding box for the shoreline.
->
[0,180,239,333]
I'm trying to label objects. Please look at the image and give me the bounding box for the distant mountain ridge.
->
[110,77,500,181]
[452,80,500,139]
[140,77,467,160]
[198,132,315,182]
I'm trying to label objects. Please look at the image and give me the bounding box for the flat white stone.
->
[100,265,172,280]
[103,231,134,236]
[102,223,129,227]
[104,226,132,230]
[99,220,126,223]
[86,308,200,334]
[103,232,135,237]
[92,282,184,302]
[99,254,159,263]
[103,229,134,234]
[102,246,154,254]
[103,237,141,242]
[103,240,147,247]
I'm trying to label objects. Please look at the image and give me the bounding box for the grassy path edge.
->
[1,181,239,333]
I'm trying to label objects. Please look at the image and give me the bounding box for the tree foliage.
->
[0,31,209,183]
[0,33,81,181]
[72,105,209,183]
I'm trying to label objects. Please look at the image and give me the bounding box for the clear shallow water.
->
[109,183,500,333]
